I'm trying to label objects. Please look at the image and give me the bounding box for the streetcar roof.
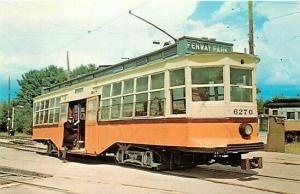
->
[41,36,235,95]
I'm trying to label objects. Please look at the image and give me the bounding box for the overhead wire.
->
[24,1,150,65]
[0,1,88,32]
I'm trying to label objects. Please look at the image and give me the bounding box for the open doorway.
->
[69,99,86,149]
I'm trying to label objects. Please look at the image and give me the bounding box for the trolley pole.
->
[66,51,71,81]
[248,0,254,55]
[129,10,177,42]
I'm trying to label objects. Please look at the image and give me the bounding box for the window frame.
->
[169,68,186,115]
[191,66,225,102]
[99,71,166,120]
[33,96,61,126]
[229,67,254,102]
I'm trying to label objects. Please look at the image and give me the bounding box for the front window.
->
[191,67,224,101]
[230,68,253,102]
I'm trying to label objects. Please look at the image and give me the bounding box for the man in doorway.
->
[62,116,80,161]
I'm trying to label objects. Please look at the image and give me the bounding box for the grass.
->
[285,142,300,154]
[0,131,31,138]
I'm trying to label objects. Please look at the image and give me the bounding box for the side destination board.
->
[177,36,233,54]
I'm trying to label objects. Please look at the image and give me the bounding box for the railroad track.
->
[1,137,299,194]
[0,169,76,194]
[0,141,46,153]
[163,167,299,194]
[0,135,47,153]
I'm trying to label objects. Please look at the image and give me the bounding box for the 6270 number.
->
[233,109,253,115]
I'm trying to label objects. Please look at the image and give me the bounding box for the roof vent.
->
[201,37,209,40]
[209,38,216,41]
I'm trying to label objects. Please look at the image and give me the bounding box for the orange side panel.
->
[32,125,63,149]
[33,121,259,155]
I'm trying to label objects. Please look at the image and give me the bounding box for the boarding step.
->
[68,148,86,154]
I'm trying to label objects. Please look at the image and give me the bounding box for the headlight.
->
[239,123,253,137]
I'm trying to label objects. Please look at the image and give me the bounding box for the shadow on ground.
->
[37,152,258,181]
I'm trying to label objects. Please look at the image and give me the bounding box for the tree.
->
[70,64,97,79]
[14,65,67,134]
[13,104,33,134]
[256,87,265,114]
[16,65,67,106]
[0,102,8,132]
[15,64,98,134]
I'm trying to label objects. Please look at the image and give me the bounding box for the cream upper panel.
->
[186,54,258,118]
[34,53,259,119]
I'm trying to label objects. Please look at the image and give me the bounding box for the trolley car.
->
[32,36,263,170]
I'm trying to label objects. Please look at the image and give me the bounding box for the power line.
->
[269,11,300,21]
[223,11,300,32]
[25,1,149,65]
[0,1,89,32]
[0,33,86,38]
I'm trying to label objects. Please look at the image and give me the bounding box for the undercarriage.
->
[42,140,263,170]
[113,143,263,170]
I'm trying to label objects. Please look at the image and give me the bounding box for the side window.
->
[230,68,253,102]
[150,73,165,116]
[151,73,164,90]
[136,76,148,92]
[48,98,55,124]
[34,96,61,125]
[135,93,148,116]
[34,102,40,125]
[87,98,97,121]
[100,99,110,120]
[112,82,122,96]
[150,91,165,116]
[54,97,61,123]
[99,72,166,120]
[122,79,134,118]
[123,79,134,94]
[170,69,186,114]
[123,95,133,117]
[102,84,111,98]
[60,103,68,123]
[39,101,45,124]
[111,97,121,119]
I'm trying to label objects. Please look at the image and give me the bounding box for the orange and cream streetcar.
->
[32,36,263,170]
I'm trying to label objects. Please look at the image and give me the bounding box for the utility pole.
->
[7,76,11,134]
[66,51,71,81]
[248,0,254,55]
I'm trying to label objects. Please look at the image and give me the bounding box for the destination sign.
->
[186,40,232,53]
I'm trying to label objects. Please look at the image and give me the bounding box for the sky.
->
[0,0,299,101]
